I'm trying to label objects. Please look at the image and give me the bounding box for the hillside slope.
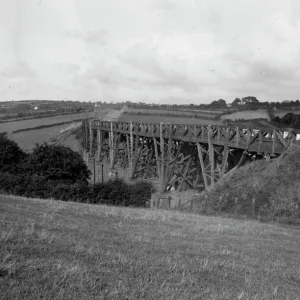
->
[1,195,300,299]
[205,145,300,223]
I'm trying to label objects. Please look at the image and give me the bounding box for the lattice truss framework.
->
[82,119,298,192]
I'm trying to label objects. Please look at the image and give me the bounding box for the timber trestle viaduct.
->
[82,119,299,193]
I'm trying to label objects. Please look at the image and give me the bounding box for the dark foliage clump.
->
[21,144,91,184]
[0,136,152,208]
[0,172,152,208]
[0,135,28,174]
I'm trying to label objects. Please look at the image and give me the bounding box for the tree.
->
[0,136,28,174]
[26,144,91,183]
[209,99,227,108]
[232,98,241,106]
[241,96,259,104]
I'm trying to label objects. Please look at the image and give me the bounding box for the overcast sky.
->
[1,0,300,104]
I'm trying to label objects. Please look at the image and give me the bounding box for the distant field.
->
[1,195,300,299]
[8,124,76,151]
[125,108,222,118]
[0,111,96,134]
[274,110,300,118]
[181,109,225,114]
[221,109,270,121]
[120,114,223,125]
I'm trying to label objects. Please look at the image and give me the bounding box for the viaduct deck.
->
[92,120,299,155]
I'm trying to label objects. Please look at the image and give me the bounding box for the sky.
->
[0,0,300,104]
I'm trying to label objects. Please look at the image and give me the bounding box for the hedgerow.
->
[0,136,152,208]
[0,172,152,208]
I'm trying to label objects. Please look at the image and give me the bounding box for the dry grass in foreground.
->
[1,195,300,300]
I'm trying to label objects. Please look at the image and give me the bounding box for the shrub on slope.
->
[22,144,91,184]
[0,135,28,174]
[205,145,300,223]
[0,172,152,208]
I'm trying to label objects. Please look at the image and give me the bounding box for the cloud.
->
[1,0,300,103]
[85,29,108,43]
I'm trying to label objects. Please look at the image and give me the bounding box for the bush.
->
[23,144,91,183]
[0,135,28,174]
[129,180,152,207]
[0,136,151,208]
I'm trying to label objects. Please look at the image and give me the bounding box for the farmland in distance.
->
[0,111,96,134]
[120,107,224,125]
[273,109,300,118]
[125,108,223,118]
[7,122,81,151]
[120,113,223,125]
[220,109,270,121]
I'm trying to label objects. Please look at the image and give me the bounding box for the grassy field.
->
[120,114,223,125]
[125,108,222,118]
[1,195,300,300]
[274,110,300,118]
[0,111,96,134]
[7,123,79,151]
[220,110,270,121]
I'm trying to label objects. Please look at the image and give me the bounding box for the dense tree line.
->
[116,97,300,110]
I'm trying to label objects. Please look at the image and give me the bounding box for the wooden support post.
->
[93,157,96,183]
[163,142,183,192]
[89,120,93,155]
[130,122,134,161]
[208,126,215,186]
[272,128,276,156]
[164,124,173,188]
[160,122,165,193]
[246,128,251,149]
[197,143,209,190]
[131,137,145,178]
[220,145,229,178]
[258,129,262,154]
[111,133,119,168]
[97,123,102,162]
[126,135,131,172]
[135,135,139,157]
[85,120,89,152]
[276,132,288,148]
[108,131,112,167]
[178,156,192,192]
[109,122,115,169]
[235,127,240,148]
[153,137,160,177]
[85,149,89,165]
